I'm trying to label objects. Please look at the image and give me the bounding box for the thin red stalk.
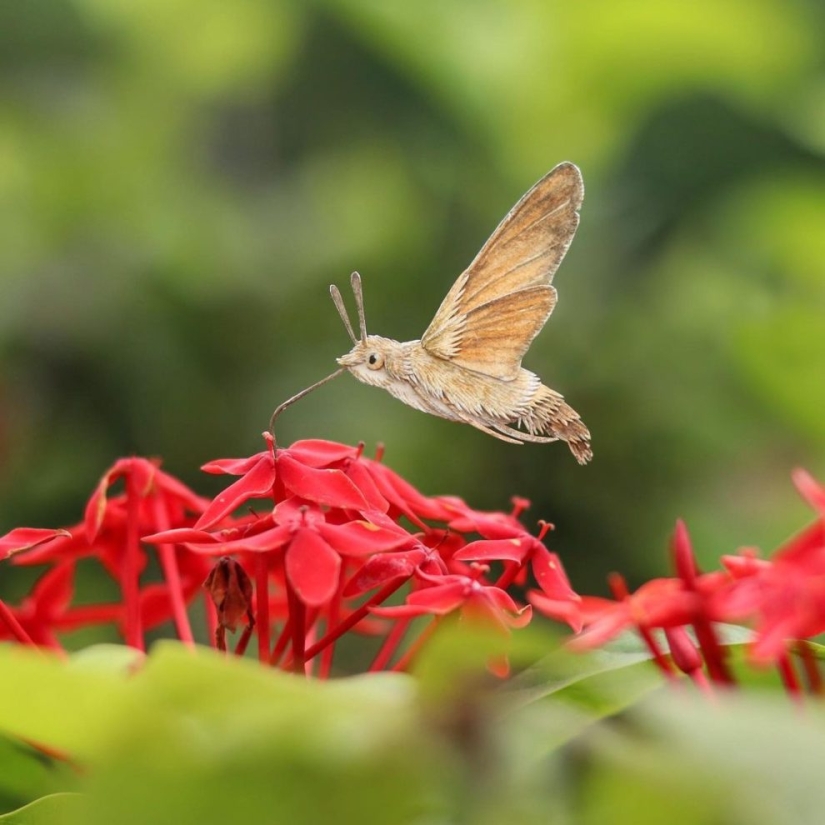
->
[391,618,440,672]
[493,561,521,590]
[688,667,714,697]
[637,626,678,679]
[797,641,823,695]
[286,583,306,674]
[319,588,343,679]
[777,652,803,702]
[691,618,734,685]
[671,521,733,685]
[204,589,218,645]
[254,555,270,663]
[608,572,630,600]
[303,578,408,662]
[608,574,676,679]
[0,600,37,646]
[269,616,292,665]
[369,618,411,672]
[282,609,322,671]
[124,474,144,651]
[151,498,194,646]
[234,621,254,657]
[665,627,712,694]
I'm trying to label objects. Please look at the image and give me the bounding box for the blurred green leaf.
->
[0,793,85,824]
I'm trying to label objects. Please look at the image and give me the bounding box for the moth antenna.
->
[329,284,357,345]
[269,368,346,437]
[350,271,368,342]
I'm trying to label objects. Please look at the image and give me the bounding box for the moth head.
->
[330,273,397,387]
[337,335,400,387]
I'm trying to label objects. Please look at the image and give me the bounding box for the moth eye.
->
[367,352,384,370]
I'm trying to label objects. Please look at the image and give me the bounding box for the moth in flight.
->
[272,162,592,464]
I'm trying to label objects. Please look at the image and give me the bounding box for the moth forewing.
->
[421,162,582,380]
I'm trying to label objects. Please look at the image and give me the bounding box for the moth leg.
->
[465,419,524,445]
[492,423,559,444]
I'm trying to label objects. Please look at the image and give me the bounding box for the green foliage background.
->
[1,0,824,598]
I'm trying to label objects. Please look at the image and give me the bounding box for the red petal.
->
[774,521,825,565]
[344,461,389,512]
[212,523,292,554]
[531,547,578,601]
[454,538,529,563]
[84,458,157,541]
[201,452,268,475]
[285,529,341,608]
[447,509,523,540]
[482,585,526,617]
[793,468,825,517]
[528,590,584,632]
[152,469,209,513]
[277,453,367,511]
[195,456,277,529]
[567,608,631,650]
[363,460,450,524]
[406,582,468,614]
[342,549,425,597]
[671,519,697,586]
[142,527,220,544]
[318,520,413,557]
[285,440,359,467]
[32,562,75,616]
[0,527,72,560]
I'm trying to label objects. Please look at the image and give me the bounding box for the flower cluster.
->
[2,434,824,692]
[0,435,578,676]
[531,469,825,696]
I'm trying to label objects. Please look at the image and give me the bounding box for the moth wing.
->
[422,162,582,380]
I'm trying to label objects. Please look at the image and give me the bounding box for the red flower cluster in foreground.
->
[1,435,823,692]
[0,436,576,676]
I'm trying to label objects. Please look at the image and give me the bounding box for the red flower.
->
[455,521,579,603]
[713,522,825,664]
[560,578,699,651]
[196,436,371,530]
[0,563,120,649]
[0,527,71,560]
[372,568,532,632]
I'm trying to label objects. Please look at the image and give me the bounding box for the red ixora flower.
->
[1,457,210,651]
[710,470,825,672]
[540,469,825,698]
[1,434,578,678]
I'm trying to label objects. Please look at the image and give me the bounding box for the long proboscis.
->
[268,368,346,436]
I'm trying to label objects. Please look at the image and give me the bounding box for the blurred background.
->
[0,0,823,599]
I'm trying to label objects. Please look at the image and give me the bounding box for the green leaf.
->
[0,793,85,824]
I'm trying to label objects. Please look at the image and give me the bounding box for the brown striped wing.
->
[421,162,583,380]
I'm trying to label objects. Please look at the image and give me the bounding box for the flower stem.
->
[797,641,822,695]
[124,473,144,651]
[777,652,802,701]
[255,555,270,663]
[151,498,194,646]
[302,578,407,663]
[287,583,306,674]
[0,600,37,647]
[369,618,411,671]
[391,618,439,672]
